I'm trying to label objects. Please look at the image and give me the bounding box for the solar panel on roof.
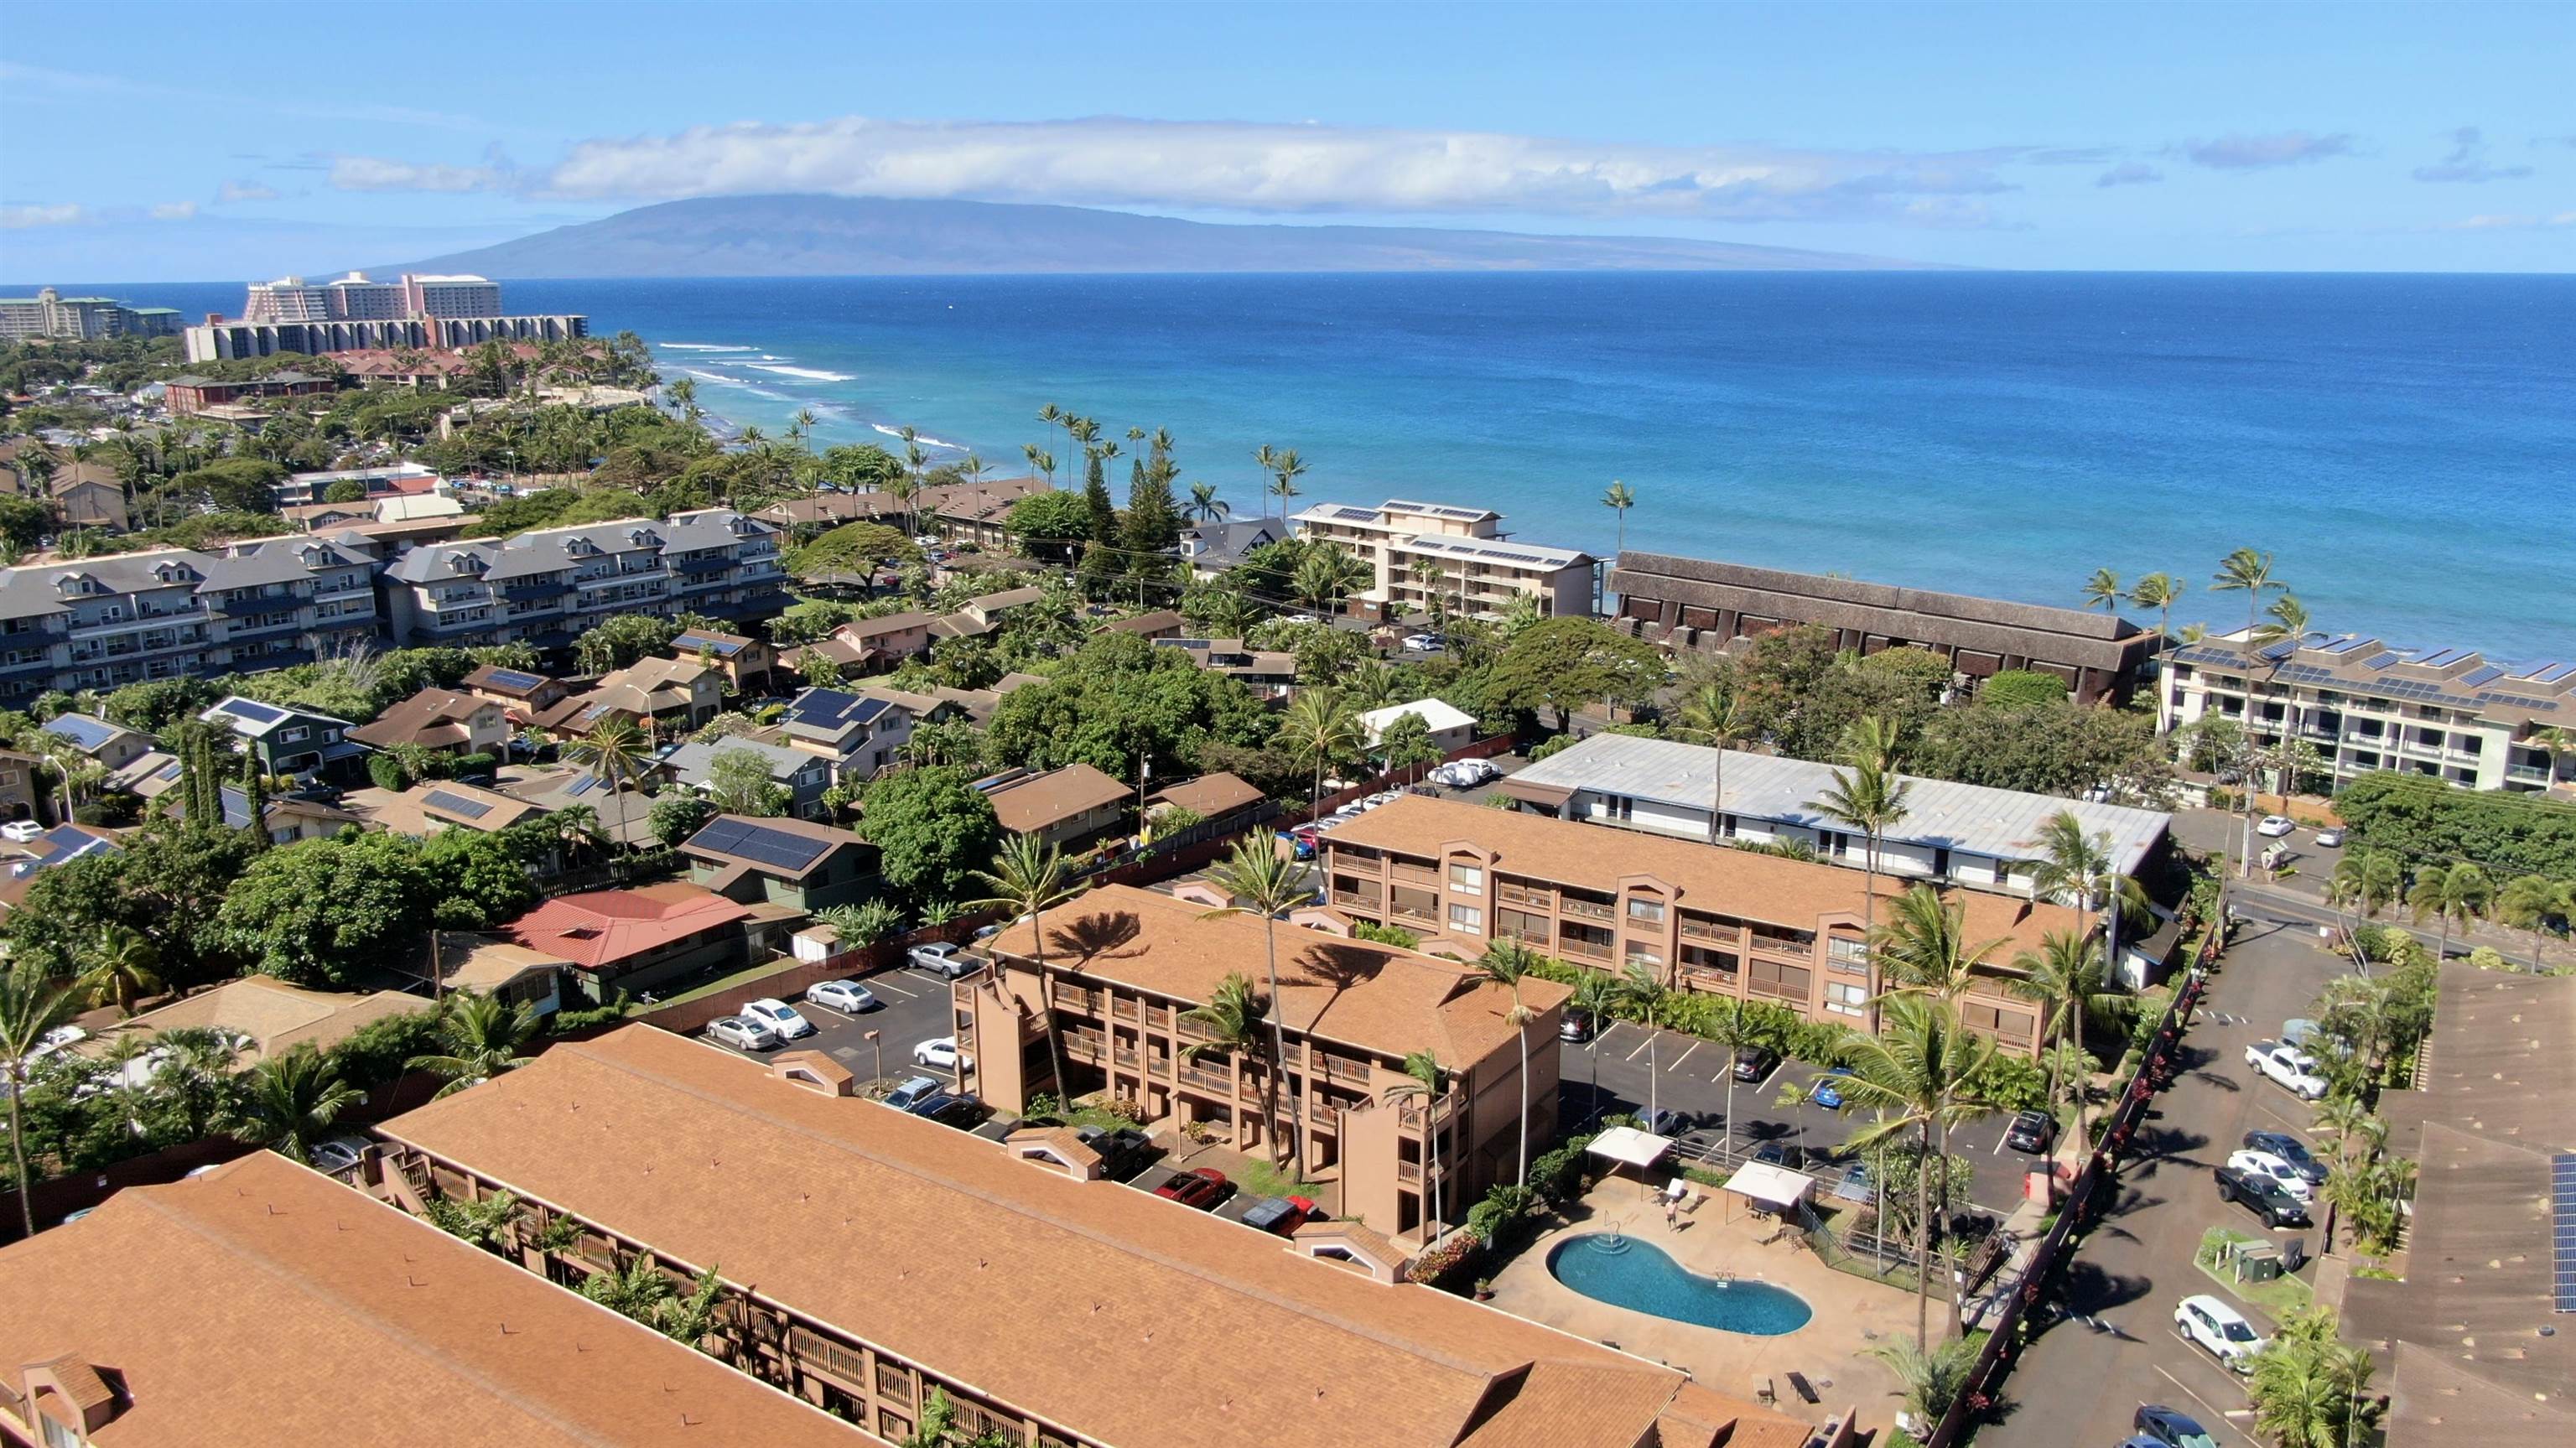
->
[423,788,493,820]
[2555,1154,2576,1312]
[2527,662,2576,684]
[690,818,831,871]
[483,668,544,690]
[2315,636,2373,655]
[220,699,285,724]
[565,774,600,796]
[2361,652,2401,671]
[2460,665,2508,687]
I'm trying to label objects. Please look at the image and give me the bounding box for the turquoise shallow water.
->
[1547,1232,1815,1336]
[99,272,2576,660]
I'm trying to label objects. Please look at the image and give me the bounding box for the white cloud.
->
[2096,162,2163,188]
[1,203,91,229]
[2178,132,2357,170]
[2412,127,2534,184]
[2438,210,2576,231]
[330,114,2024,226]
[150,201,198,221]
[216,179,281,204]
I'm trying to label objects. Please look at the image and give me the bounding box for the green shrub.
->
[366,751,408,792]
[1353,921,1420,950]
[1530,1134,1597,1204]
[2336,770,2576,880]
[1981,669,2071,708]
[1466,1183,1537,1248]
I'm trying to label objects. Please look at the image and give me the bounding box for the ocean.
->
[86,272,2576,661]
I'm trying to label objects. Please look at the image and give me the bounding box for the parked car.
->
[1154,1166,1232,1210]
[2245,1040,2329,1099]
[2132,1404,2218,1448]
[1731,1045,1780,1082]
[2279,1017,2321,1050]
[2313,827,2345,848]
[881,1076,944,1112]
[909,942,974,978]
[1810,1067,1853,1109]
[1559,1010,1594,1043]
[2241,1129,2329,1185]
[308,1135,370,1176]
[706,1016,780,1051]
[1750,1141,1790,1167]
[1641,1108,1690,1136]
[914,1092,985,1129]
[913,1036,971,1072]
[1075,1125,1159,1181]
[740,998,816,1041]
[804,979,879,1014]
[2173,1294,2267,1371]
[1241,1193,1319,1235]
[2225,1149,2317,1202]
[2257,814,2296,838]
[2215,1163,2312,1227]
[2004,1109,2056,1155]
[0,820,43,843]
[1400,633,1446,654]
[1834,1160,1875,1203]
[1278,829,1317,860]
[1285,613,1319,626]
[1430,759,1499,787]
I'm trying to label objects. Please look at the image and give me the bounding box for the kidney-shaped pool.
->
[1545,1233,1814,1336]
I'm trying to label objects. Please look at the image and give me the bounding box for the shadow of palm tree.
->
[1280,939,1389,1028]
[1044,909,1144,966]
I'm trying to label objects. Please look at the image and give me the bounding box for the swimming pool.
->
[1545,1233,1814,1336]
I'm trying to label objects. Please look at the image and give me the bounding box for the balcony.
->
[672,554,734,575]
[1316,1054,1374,1087]
[2507,762,2553,784]
[1560,896,1613,922]
[1497,882,1555,910]
[1560,937,1612,963]
[1176,1064,1228,1094]
[1330,888,1384,911]
[502,581,573,601]
[1143,1004,1171,1030]
[1397,1160,1421,1185]
[1679,916,1737,945]
[205,591,304,616]
[1390,862,1438,886]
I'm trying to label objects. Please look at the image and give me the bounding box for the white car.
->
[2256,814,2296,838]
[1285,614,1319,626]
[805,979,879,1014]
[1400,632,1445,653]
[2174,1294,2267,1372]
[2226,1149,2317,1202]
[0,820,43,843]
[2245,1041,2329,1099]
[740,999,816,1041]
[913,1036,972,1071]
[706,1016,782,1052]
[309,1135,371,1175]
[2313,827,2345,848]
[909,942,974,978]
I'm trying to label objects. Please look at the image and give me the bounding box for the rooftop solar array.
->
[2555,1153,2576,1312]
[481,668,546,691]
[423,788,492,820]
[2413,647,2474,669]
[217,698,285,725]
[2527,662,2576,684]
[688,817,831,871]
[41,714,119,750]
[565,773,600,796]
[2460,665,2510,687]
[2314,636,2376,656]
[785,688,889,730]
[673,633,743,657]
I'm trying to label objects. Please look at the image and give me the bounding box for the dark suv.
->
[2004,1109,2056,1155]
[2241,1129,2328,1186]
[1732,1046,1780,1082]
[2215,1163,2311,1227]
[1076,1125,1159,1181]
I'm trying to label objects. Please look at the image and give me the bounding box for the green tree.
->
[1291,544,1368,617]
[573,615,678,675]
[2028,808,2148,973]
[1567,971,1623,1116]
[1488,617,1664,732]
[1006,490,1093,562]
[320,479,369,503]
[3,958,101,1235]
[785,520,918,579]
[76,923,164,1017]
[174,457,287,514]
[1834,997,1999,1347]
[2328,850,2402,934]
[1673,675,1757,846]
[1472,940,1541,1186]
[231,1045,365,1165]
[564,716,653,849]
[1619,960,1672,1126]
[2407,861,2491,959]
[1179,971,1283,1164]
[2128,570,2184,646]
[1380,1050,1452,1232]
[1374,709,1443,774]
[704,745,787,816]
[1808,745,1912,968]
[1600,480,1637,558]
[407,991,543,1098]
[859,766,1000,904]
[1864,1335,1981,1434]
[1979,669,2070,708]
[2495,873,2573,969]
[1277,688,1364,808]
[967,834,1083,1104]
[2080,567,2123,612]
[2246,1329,2377,1448]
[1184,480,1228,523]
[1199,837,1317,1169]
[2213,547,2288,878]
[648,791,713,848]
[216,833,436,987]
[2007,930,2127,1146]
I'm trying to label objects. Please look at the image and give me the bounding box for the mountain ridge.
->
[395,195,1943,278]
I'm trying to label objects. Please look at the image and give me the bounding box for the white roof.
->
[1584,1126,1673,1170]
[1718,1161,1815,1210]
[1358,698,1477,744]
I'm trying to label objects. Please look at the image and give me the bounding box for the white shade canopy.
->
[1719,1161,1816,1212]
[1585,1126,1674,1171]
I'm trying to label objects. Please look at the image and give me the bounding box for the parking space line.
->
[869,975,919,999]
[2152,1365,2256,1445]
[1668,1040,1701,1073]
[801,1003,850,1023]
[1623,1032,1656,1062]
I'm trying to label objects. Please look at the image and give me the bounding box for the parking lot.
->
[694,958,966,1087]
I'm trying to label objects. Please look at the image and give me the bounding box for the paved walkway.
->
[1486,1176,1918,1437]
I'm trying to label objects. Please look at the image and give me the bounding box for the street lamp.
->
[864,1030,881,1082]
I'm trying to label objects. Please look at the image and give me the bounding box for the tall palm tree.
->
[3,958,100,1237]
[2407,861,2491,960]
[2008,930,2125,1148]
[1835,998,1999,1347]
[2251,594,2317,793]
[1472,940,1540,1186]
[792,407,819,453]
[2128,572,2183,648]
[79,924,164,1017]
[1380,1050,1451,1233]
[1872,885,2013,1007]
[2246,1336,2376,1448]
[1199,838,1317,1169]
[1808,753,1913,991]
[2028,809,2147,981]
[1292,544,1365,617]
[1184,480,1228,523]
[1568,970,1623,1114]
[564,716,652,852]
[408,991,543,1098]
[2328,850,2401,940]
[1037,403,1066,479]
[2081,567,2123,612]
[1277,688,1363,812]
[1619,961,1671,1128]
[1601,480,1637,559]
[2212,548,2287,878]
[1178,972,1282,1167]
[1675,677,1756,846]
[1864,1335,1981,1435]
[1266,447,1307,521]
[232,1045,365,1165]
[968,834,1083,1106]
[1022,443,1057,490]
[2496,873,2573,970]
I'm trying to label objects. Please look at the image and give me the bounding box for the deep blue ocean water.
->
[80,272,2576,660]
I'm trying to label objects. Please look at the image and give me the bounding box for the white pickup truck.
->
[2245,1041,2329,1099]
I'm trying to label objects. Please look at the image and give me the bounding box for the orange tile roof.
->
[505,882,749,972]
[377,1026,1792,1448]
[989,884,1570,1067]
[982,762,1130,835]
[0,1151,858,1446]
[1328,793,2078,959]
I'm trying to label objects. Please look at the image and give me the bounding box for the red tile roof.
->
[505,882,748,972]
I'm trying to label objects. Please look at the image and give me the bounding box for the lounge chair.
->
[1755,1377,1777,1407]
[1661,1177,1689,1203]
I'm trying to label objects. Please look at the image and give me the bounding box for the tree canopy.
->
[984,631,1272,780]
[858,766,1000,905]
[1488,617,1664,731]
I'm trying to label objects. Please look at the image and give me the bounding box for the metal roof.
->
[1509,733,2171,877]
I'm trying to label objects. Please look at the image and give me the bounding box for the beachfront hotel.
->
[1290,498,1597,620]
[351,1022,1809,1448]
[1321,792,2083,1057]
[2160,627,2576,794]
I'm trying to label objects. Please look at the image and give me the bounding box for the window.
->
[1448,863,1483,893]
[1826,982,1869,1017]
[1448,903,1483,932]
[1828,936,1870,973]
[1626,897,1665,923]
[278,725,309,744]
[1623,942,1663,969]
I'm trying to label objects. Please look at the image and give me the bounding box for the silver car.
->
[706,1015,781,1051]
[909,942,974,978]
[805,979,879,1014]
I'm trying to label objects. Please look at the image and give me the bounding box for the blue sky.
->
[3,0,2569,279]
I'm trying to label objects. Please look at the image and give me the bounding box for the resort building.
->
[0,1151,853,1447]
[356,1025,1799,1448]
[1291,499,1597,620]
[0,286,179,340]
[1322,793,2079,1057]
[240,270,506,323]
[977,762,1131,849]
[380,508,787,651]
[183,311,587,363]
[1609,551,2162,707]
[2158,629,2576,793]
[1501,733,2172,899]
[158,370,339,417]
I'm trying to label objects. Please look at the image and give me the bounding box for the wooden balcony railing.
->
[1497,882,1555,909]
[1331,889,1384,911]
[1317,1055,1374,1087]
[1561,896,1614,921]
[1143,1004,1172,1030]
[1679,916,1739,945]
[1560,938,1612,962]
[1397,1160,1421,1184]
[1176,1065,1229,1094]
[1390,863,1438,885]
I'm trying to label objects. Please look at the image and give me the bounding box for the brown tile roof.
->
[1148,771,1265,819]
[1104,609,1187,636]
[982,763,1130,835]
[342,781,544,837]
[79,976,430,1068]
[834,610,934,641]
[0,1151,854,1445]
[348,686,497,749]
[991,885,1569,1065]
[1329,794,2078,958]
[377,1026,1789,1448]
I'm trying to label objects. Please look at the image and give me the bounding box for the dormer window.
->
[628,528,659,547]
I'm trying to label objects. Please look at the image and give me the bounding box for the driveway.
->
[693,958,965,1087]
[1980,917,2354,1448]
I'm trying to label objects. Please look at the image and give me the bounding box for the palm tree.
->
[3,958,100,1237]
[1472,940,1540,1186]
[2407,861,2491,959]
[1674,678,1756,846]
[1601,480,1637,558]
[2008,930,2126,1148]
[1835,998,2000,1347]
[231,1045,365,1165]
[1185,480,1228,523]
[407,991,543,1098]
[1178,972,1283,1166]
[1036,403,1066,477]
[1873,885,2013,1006]
[1022,443,1056,490]
[1808,751,1913,988]
[1277,688,1363,812]
[1291,544,1366,617]
[2496,874,2573,970]
[2081,567,2123,612]
[2212,548,2287,878]
[1618,959,1675,1130]
[564,715,652,849]
[1864,1335,1981,1434]
[1265,447,1307,521]
[79,924,164,1017]
[1700,1000,1765,1160]
[2028,809,2147,982]
[2128,572,2183,648]
[581,1248,680,1321]
[2328,850,2401,938]
[2251,594,2316,792]
[2310,1093,2380,1170]
[792,407,819,453]
[2246,1336,2376,1448]
[1199,838,1317,1169]
[967,834,1083,1105]
[1380,1050,1451,1233]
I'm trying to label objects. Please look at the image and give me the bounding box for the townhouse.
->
[681,813,878,912]
[534,656,724,736]
[1291,498,1597,620]
[978,763,1131,850]
[200,696,369,781]
[379,508,786,651]
[1321,793,2081,1058]
[776,685,922,781]
[669,625,778,693]
[348,685,516,758]
[655,736,834,820]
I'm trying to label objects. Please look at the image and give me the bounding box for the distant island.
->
[395,194,1940,278]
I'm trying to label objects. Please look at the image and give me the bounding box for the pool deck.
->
[1487,1176,1923,1435]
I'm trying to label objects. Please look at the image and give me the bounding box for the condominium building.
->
[1610,551,2162,707]
[0,1152,852,1447]
[378,508,786,650]
[0,286,181,340]
[184,312,587,363]
[0,537,380,707]
[2159,629,2576,793]
[161,370,339,417]
[1321,793,2079,1057]
[274,460,441,506]
[357,1025,1801,1448]
[241,270,506,323]
[1501,732,2172,898]
[1290,499,1597,620]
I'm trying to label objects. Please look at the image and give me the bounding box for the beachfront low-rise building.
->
[2159,628,2576,794]
[1291,498,1596,620]
[1322,792,2080,1056]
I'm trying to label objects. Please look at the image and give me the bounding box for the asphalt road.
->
[694,959,965,1087]
[1981,916,2352,1448]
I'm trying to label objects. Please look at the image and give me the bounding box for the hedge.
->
[2335,771,2576,880]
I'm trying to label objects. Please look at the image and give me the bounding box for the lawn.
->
[646,957,804,1009]
[2194,1227,2314,1319]
[1238,1156,1326,1200]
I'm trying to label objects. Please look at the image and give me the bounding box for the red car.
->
[1153,1166,1231,1210]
